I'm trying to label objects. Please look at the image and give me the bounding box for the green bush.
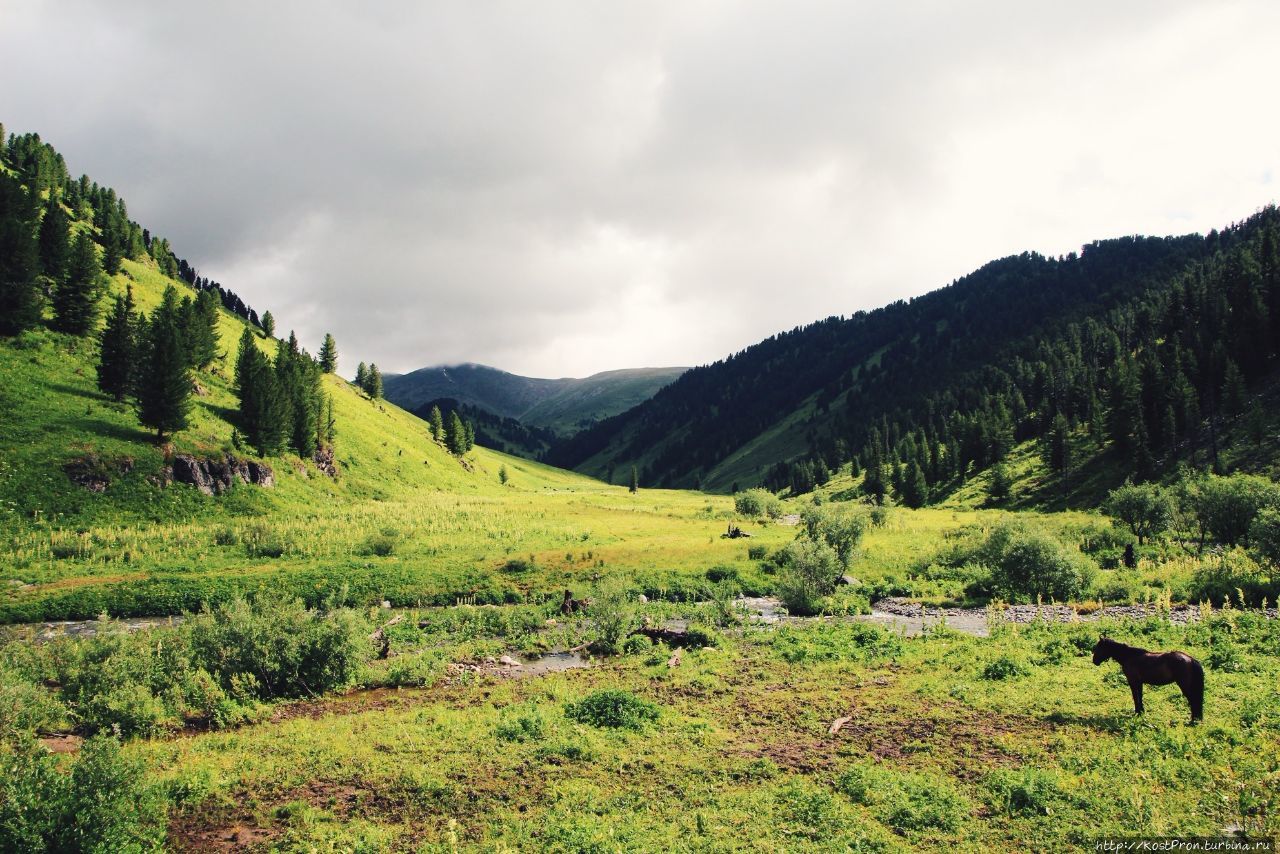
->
[496,705,548,743]
[0,735,167,852]
[982,653,1031,680]
[364,527,400,556]
[565,689,659,730]
[775,538,841,616]
[973,522,1095,603]
[774,780,843,840]
[985,767,1068,817]
[384,650,446,688]
[747,545,768,560]
[772,622,902,664]
[837,763,969,833]
[586,578,638,655]
[705,565,739,583]
[186,593,371,700]
[242,521,291,558]
[623,634,652,655]
[0,669,65,737]
[735,488,782,519]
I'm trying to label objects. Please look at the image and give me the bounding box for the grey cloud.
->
[2,0,1277,377]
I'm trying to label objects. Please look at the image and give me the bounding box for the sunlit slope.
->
[0,253,608,533]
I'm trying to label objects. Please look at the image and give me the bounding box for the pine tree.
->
[100,212,123,275]
[629,466,639,494]
[97,286,136,400]
[52,232,104,335]
[428,406,444,443]
[0,172,42,335]
[445,411,466,455]
[135,294,191,440]
[463,420,475,451]
[318,333,337,373]
[988,462,1012,503]
[366,363,383,399]
[37,194,70,283]
[355,362,368,390]
[260,310,275,338]
[901,460,928,508]
[235,329,287,456]
[185,289,220,369]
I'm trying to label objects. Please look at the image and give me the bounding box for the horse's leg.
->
[1180,668,1204,723]
[1128,678,1144,715]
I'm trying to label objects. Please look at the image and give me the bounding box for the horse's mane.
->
[1099,636,1147,655]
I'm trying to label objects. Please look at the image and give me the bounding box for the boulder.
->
[171,454,275,496]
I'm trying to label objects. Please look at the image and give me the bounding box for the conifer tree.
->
[629,466,639,494]
[260,310,275,338]
[184,289,220,369]
[901,460,928,508]
[445,410,466,455]
[37,194,70,283]
[463,420,475,451]
[366,363,383,399]
[97,286,136,400]
[235,328,287,456]
[52,232,104,335]
[0,172,42,335]
[988,462,1012,503]
[355,362,368,390]
[135,293,191,440]
[318,333,337,373]
[428,405,444,443]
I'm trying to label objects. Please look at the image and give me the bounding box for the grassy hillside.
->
[520,366,687,434]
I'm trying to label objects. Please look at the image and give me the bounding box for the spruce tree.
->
[135,297,191,440]
[260,310,275,338]
[52,232,104,335]
[988,462,1012,503]
[366,363,383,399]
[185,289,220,369]
[235,329,287,456]
[901,460,928,508]
[629,466,639,494]
[0,172,42,335]
[97,286,136,400]
[37,194,70,283]
[428,405,444,442]
[445,410,466,455]
[463,420,475,451]
[355,362,368,390]
[318,333,337,373]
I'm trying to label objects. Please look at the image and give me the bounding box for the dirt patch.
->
[39,733,83,754]
[168,814,277,853]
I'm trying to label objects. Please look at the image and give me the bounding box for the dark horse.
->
[1092,637,1204,723]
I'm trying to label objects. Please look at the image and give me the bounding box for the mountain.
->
[550,208,1280,503]
[383,363,686,435]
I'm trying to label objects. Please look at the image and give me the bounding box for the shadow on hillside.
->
[81,418,157,445]
[201,402,238,424]
[1043,710,1127,732]
[46,381,106,402]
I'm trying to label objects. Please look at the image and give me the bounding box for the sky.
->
[3,1,1278,379]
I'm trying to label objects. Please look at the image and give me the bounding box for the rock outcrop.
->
[167,454,275,496]
[63,454,134,492]
[312,445,337,479]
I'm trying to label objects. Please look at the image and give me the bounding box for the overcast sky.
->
[3,1,1278,378]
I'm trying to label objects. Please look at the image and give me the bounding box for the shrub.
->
[682,624,720,649]
[384,650,446,688]
[705,566,738,583]
[985,767,1068,817]
[0,670,65,737]
[773,622,902,664]
[747,545,768,560]
[242,522,291,558]
[1187,549,1275,606]
[0,735,167,852]
[565,689,659,730]
[213,526,239,547]
[982,653,1031,680]
[364,527,400,556]
[585,578,638,655]
[977,522,1095,603]
[774,538,841,616]
[1183,473,1280,547]
[735,488,782,519]
[496,705,548,743]
[799,505,867,567]
[186,594,371,699]
[837,763,969,833]
[774,780,843,840]
[622,634,652,655]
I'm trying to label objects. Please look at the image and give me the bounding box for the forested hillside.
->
[550,209,1280,502]
[385,363,686,437]
[0,127,567,533]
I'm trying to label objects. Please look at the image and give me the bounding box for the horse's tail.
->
[1185,657,1205,722]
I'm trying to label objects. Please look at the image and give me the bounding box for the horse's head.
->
[1092,637,1113,666]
